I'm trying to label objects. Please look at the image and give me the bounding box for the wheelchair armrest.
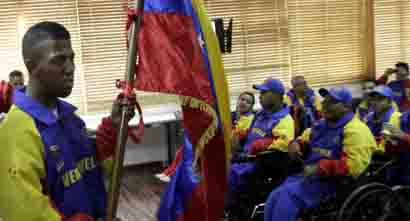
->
[254,149,290,161]
[335,176,357,187]
[318,176,358,191]
[255,149,282,157]
[231,150,257,163]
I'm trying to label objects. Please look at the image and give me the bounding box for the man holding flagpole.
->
[0,21,135,221]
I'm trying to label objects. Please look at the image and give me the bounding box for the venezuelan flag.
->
[127,0,232,221]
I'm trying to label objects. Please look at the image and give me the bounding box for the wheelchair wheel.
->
[380,185,410,220]
[337,183,393,221]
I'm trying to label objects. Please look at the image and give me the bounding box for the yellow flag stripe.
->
[191,0,232,169]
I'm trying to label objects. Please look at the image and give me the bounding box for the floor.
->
[117,163,166,221]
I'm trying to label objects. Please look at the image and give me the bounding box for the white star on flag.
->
[197,35,205,48]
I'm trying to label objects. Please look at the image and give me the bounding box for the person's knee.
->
[267,184,291,206]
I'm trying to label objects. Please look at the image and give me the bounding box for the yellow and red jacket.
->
[297,112,377,177]
[245,105,295,154]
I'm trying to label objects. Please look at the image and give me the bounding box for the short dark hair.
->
[9,70,23,78]
[395,62,409,72]
[22,21,71,65]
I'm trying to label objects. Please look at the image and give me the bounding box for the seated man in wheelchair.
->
[226,78,295,212]
[365,85,410,185]
[286,76,322,136]
[377,111,410,219]
[382,111,410,185]
[264,87,377,221]
[364,85,401,153]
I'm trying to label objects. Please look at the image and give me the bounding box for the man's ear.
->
[24,58,34,73]
[24,58,40,77]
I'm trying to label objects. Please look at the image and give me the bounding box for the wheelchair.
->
[300,153,396,221]
[378,164,410,220]
[226,150,302,221]
[246,153,396,221]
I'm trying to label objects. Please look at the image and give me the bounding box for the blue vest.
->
[399,112,410,163]
[14,90,107,219]
[365,107,394,137]
[305,112,354,165]
[243,105,289,153]
[287,89,318,129]
[388,80,406,105]
[400,112,410,133]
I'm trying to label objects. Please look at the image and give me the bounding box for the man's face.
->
[321,96,346,121]
[292,80,307,95]
[397,66,409,77]
[10,76,24,87]
[31,39,75,98]
[369,94,391,114]
[259,90,282,110]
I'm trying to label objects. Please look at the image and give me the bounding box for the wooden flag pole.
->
[105,0,145,220]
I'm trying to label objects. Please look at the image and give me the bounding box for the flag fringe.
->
[181,96,218,169]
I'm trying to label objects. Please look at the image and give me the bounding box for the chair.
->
[226,150,301,221]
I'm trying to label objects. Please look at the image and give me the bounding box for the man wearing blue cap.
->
[226,78,294,216]
[264,87,376,221]
[368,86,410,185]
[364,85,401,151]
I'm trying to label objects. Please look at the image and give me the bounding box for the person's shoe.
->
[159,175,171,183]
[155,173,166,179]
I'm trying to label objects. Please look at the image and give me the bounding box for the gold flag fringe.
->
[180,96,218,169]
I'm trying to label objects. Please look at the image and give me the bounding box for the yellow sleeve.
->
[314,96,322,111]
[101,158,114,178]
[0,107,61,221]
[376,111,402,153]
[268,115,295,152]
[389,111,401,128]
[299,128,312,143]
[343,118,377,177]
[393,102,399,111]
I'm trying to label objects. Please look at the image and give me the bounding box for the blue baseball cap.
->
[253,78,285,95]
[319,87,353,106]
[369,85,393,99]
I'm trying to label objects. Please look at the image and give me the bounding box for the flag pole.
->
[106,0,145,220]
